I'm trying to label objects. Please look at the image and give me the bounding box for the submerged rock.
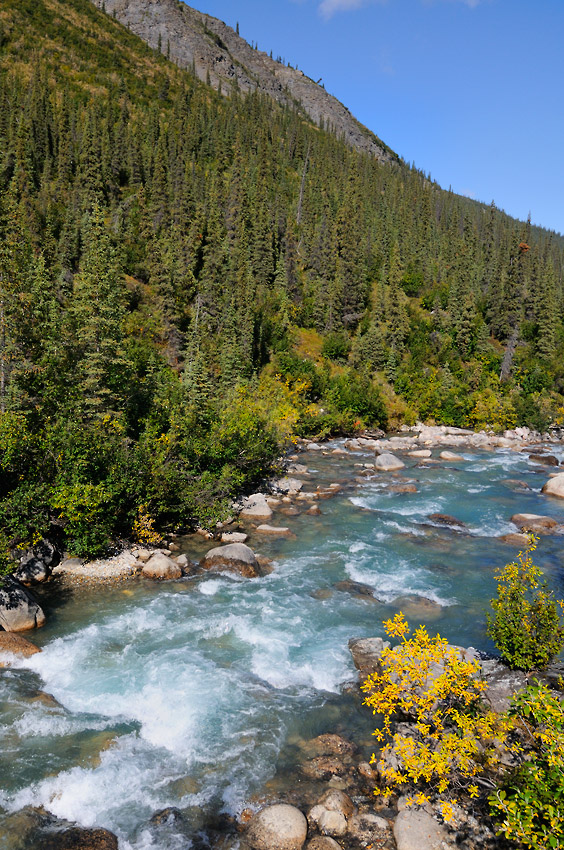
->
[0,577,45,632]
[255,524,292,537]
[334,580,381,602]
[201,543,264,578]
[245,804,307,850]
[428,513,467,529]
[529,453,559,466]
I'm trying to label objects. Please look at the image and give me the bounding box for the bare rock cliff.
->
[92,0,394,161]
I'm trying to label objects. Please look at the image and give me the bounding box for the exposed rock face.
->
[201,543,264,578]
[91,0,394,162]
[245,804,308,850]
[142,552,182,580]
[0,577,46,632]
[542,473,564,499]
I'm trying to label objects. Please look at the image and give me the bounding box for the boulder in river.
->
[273,477,304,495]
[542,472,564,499]
[245,804,307,850]
[0,577,45,631]
[428,513,467,529]
[529,453,559,466]
[439,450,465,461]
[500,532,532,547]
[510,513,559,534]
[142,552,182,580]
[201,543,264,578]
[239,494,273,520]
[374,453,405,471]
[0,631,41,663]
[408,449,431,458]
[255,524,292,537]
[221,531,248,544]
[39,827,119,850]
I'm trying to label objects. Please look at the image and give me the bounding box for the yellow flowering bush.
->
[362,614,515,820]
[132,504,163,546]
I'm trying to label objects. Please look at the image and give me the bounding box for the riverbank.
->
[1,427,564,849]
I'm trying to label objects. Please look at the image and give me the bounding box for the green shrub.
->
[321,331,351,362]
[490,681,564,849]
[486,539,564,670]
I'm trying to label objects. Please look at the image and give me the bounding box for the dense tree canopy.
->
[0,0,563,558]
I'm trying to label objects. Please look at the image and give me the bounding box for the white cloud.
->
[318,0,386,20]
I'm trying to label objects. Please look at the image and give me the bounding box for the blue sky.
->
[191,0,564,236]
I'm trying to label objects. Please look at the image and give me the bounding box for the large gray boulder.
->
[142,552,182,580]
[393,809,453,850]
[245,804,307,850]
[201,543,264,578]
[240,494,273,520]
[0,577,46,631]
[374,453,405,471]
[542,472,564,499]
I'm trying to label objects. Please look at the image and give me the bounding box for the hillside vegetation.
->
[1,0,563,558]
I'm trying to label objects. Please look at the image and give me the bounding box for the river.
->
[1,439,563,848]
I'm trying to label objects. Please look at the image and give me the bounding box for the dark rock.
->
[301,756,347,780]
[302,734,356,757]
[334,580,380,601]
[0,577,46,632]
[14,538,62,585]
[529,453,559,466]
[150,807,185,826]
[428,513,467,528]
[39,827,119,850]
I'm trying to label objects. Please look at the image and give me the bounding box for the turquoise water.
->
[1,440,564,848]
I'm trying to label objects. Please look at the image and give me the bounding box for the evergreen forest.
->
[1,0,563,559]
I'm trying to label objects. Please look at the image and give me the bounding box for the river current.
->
[1,440,564,848]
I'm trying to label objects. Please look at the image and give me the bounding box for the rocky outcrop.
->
[245,804,308,850]
[91,0,394,162]
[0,577,46,632]
[201,543,264,578]
[14,538,62,585]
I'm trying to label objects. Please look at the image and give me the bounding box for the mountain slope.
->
[91,0,395,161]
[1,0,564,561]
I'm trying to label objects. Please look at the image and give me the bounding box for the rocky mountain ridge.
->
[92,0,395,161]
